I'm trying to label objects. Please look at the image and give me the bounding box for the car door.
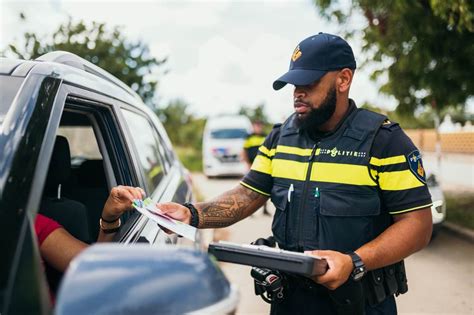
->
[117,105,182,245]
[51,87,158,246]
[1,73,65,315]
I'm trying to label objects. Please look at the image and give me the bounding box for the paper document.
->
[133,198,197,241]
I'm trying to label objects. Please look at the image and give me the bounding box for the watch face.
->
[352,267,366,281]
[352,271,365,281]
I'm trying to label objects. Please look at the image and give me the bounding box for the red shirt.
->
[35,214,62,245]
[35,214,62,303]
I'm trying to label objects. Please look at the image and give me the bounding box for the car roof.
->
[0,58,24,74]
[0,51,143,108]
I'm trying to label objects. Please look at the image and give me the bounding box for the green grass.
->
[175,146,203,172]
[445,191,474,230]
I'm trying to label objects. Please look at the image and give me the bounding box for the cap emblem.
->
[291,45,302,62]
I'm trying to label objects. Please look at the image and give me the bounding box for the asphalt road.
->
[193,173,474,315]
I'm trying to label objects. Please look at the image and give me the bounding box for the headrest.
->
[44,136,71,197]
[77,160,107,188]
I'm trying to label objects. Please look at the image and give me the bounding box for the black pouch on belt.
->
[329,279,365,315]
[383,264,398,296]
[363,268,386,307]
[394,260,408,295]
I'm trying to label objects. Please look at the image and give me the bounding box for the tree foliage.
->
[313,0,474,116]
[237,103,273,133]
[3,16,166,105]
[155,99,206,150]
[238,103,270,124]
[155,99,206,171]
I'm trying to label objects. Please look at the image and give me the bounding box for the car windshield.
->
[0,75,24,132]
[210,128,248,139]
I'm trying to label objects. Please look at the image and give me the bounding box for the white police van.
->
[203,115,252,177]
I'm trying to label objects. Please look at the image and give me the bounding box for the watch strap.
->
[347,251,366,280]
[183,203,200,228]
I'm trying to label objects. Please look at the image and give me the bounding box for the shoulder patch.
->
[407,150,426,184]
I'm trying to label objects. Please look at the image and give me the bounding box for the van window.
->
[210,128,248,139]
[121,109,167,193]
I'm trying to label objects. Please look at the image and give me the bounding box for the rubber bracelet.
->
[182,203,199,228]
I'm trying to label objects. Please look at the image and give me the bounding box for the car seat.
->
[67,159,109,241]
[39,136,90,243]
[39,135,92,295]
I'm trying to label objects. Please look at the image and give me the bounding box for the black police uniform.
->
[244,132,267,163]
[241,100,432,314]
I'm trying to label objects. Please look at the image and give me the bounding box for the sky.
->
[1,0,402,122]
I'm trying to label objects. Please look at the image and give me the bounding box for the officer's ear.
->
[336,68,353,93]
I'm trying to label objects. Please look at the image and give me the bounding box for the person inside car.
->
[35,185,144,297]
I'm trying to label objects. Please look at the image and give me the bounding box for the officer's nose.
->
[293,86,307,100]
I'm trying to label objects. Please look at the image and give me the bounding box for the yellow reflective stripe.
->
[310,162,377,186]
[370,155,406,166]
[260,145,322,158]
[271,159,308,180]
[240,181,270,196]
[244,136,265,148]
[259,146,276,157]
[271,159,376,186]
[275,145,315,156]
[389,203,433,215]
[378,170,424,191]
[370,168,378,179]
[251,155,272,174]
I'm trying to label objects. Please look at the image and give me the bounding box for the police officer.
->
[242,120,266,170]
[159,33,433,315]
[243,120,271,216]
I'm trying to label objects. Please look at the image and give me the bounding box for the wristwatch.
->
[347,252,366,281]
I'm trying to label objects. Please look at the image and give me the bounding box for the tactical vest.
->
[270,108,392,252]
[244,133,266,163]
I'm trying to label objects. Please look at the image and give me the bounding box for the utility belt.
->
[252,260,408,310]
[362,260,408,306]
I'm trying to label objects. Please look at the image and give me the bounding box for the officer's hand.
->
[305,250,353,290]
[156,202,192,226]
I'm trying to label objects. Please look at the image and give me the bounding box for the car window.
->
[0,76,24,129]
[121,109,168,193]
[57,126,102,165]
[154,130,174,167]
[210,128,248,139]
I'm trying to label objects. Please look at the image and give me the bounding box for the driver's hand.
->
[102,186,145,221]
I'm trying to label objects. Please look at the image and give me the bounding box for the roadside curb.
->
[442,222,474,244]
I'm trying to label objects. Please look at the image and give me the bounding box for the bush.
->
[175,146,202,172]
[445,191,474,230]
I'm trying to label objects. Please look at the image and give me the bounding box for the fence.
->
[405,130,474,154]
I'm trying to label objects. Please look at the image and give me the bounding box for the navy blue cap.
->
[273,33,356,90]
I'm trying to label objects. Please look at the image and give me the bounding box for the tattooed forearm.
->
[195,185,268,228]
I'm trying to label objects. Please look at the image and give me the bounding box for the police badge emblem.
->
[407,150,426,183]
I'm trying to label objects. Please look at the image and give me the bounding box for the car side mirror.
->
[55,244,238,315]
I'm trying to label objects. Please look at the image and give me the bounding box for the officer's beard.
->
[296,86,337,132]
